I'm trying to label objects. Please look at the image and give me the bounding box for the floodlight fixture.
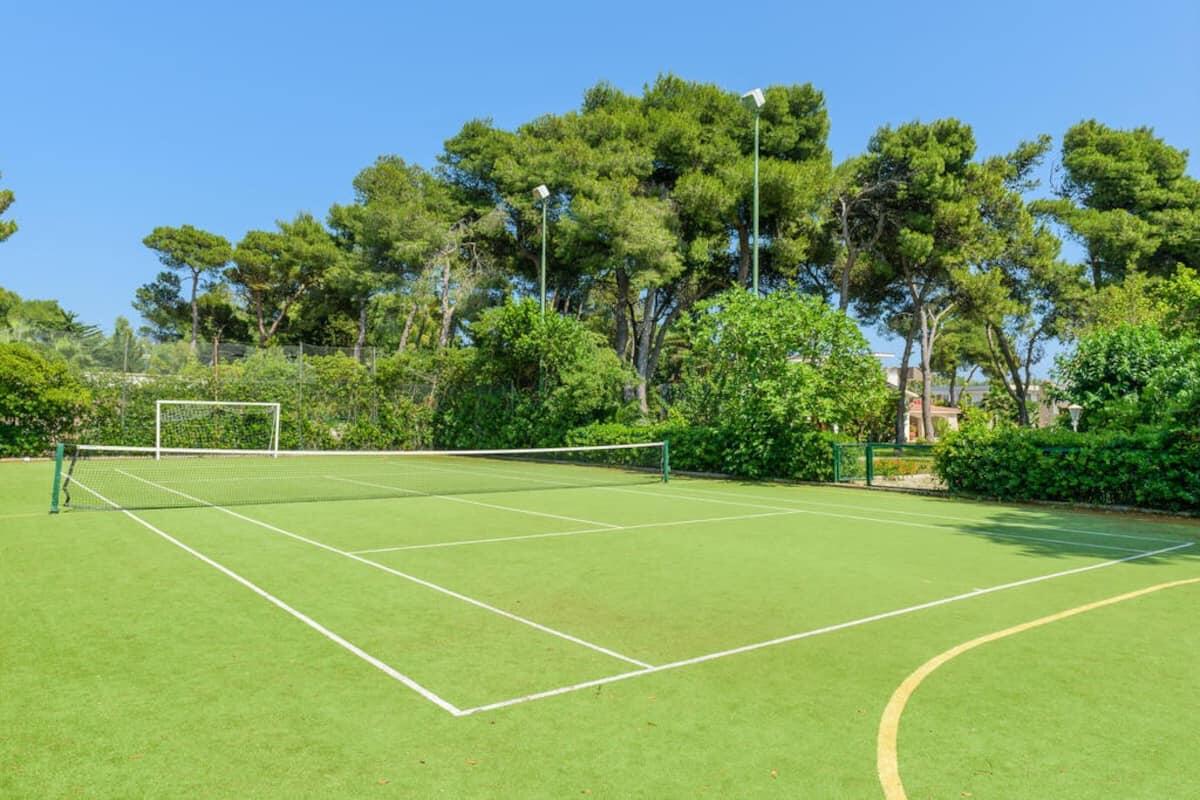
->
[1067,403,1083,432]
[532,184,550,201]
[741,88,765,110]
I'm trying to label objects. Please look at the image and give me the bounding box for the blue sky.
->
[2,0,1197,363]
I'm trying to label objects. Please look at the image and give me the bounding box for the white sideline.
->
[667,485,1190,545]
[68,476,463,716]
[606,486,1150,554]
[350,510,806,554]
[456,539,1194,716]
[392,458,1180,550]
[326,475,619,529]
[114,470,651,670]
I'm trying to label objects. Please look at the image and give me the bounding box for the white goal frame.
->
[155,400,282,460]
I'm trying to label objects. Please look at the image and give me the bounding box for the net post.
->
[49,443,64,513]
[662,439,670,483]
[271,402,281,458]
[866,443,874,486]
[154,400,162,461]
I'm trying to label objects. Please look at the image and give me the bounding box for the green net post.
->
[662,439,671,483]
[865,444,874,487]
[833,443,842,483]
[49,443,64,514]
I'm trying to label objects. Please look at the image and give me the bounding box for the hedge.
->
[934,425,1200,512]
[566,421,844,482]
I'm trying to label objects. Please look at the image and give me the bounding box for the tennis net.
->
[53,442,669,512]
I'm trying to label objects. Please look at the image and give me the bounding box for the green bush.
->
[0,342,92,456]
[566,421,844,481]
[934,424,1200,511]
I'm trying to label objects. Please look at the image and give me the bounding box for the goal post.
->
[155,400,282,459]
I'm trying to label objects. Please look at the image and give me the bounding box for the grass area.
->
[3,456,1199,798]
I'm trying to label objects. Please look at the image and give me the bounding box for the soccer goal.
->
[155,400,281,459]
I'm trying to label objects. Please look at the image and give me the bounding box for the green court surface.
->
[3,457,1198,798]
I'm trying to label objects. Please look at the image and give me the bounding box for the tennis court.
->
[5,448,1200,797]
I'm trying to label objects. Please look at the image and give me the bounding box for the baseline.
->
[877,576,1200,800]
[455,540,1192,716]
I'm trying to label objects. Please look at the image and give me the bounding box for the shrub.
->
[566,421,845,481]
[934,424,1200,511]
[0,342,92,456]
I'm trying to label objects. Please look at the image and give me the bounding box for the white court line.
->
[115,469,650,670]
[68,476,463,716]
[328,476,620,529]
[396,458,1181,548]
[667,485,1191,545]
[350,510,805,554]
[457,539,1194,716]
[605,486,1149,554]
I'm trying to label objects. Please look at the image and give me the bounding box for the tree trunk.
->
[894,320,916,444]
[438,260,454,349]
[634,290,656,415]
[1090,256,1102,289]
[837,198,854,312]
[398,300,419,353]
[918,309,935,441]
[736,221,751,287]
[189,269,201,352]
[615,269,635,403]
[948,368,958,408]
[353,298,368,362]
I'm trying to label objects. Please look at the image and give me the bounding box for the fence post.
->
[866,444,874,487]
[297,342,305,449]
[833,443,841,483]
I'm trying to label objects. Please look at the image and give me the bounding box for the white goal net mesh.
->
[156,402,280,453]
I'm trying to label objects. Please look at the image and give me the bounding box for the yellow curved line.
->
[877,576,1200,800]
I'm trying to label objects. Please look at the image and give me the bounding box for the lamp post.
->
[741,88,765,295]
[1067,403,1083,432]
[532,184,550,317]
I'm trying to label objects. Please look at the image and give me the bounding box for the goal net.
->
[156,401,281,457]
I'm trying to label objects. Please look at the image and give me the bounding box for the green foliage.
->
[435,300,631,448]
[934,424,1200,511]
[680,287,888,430]
[142,225,233,346]
[1034,120,1200,287]
[1054,323,1188,429]
[0,170,15,243]
[0,343,91,456]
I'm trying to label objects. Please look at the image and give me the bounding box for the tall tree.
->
[132,271,189,341]
[0,171,15,243]
[956,139,1084,425]
[862,119,984,441]
[227,214,339,345]
[1035,121,1200,288]
[142,225,232,350]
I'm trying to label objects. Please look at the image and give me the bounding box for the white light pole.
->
[532,185,550,317]
[741,88,766,295]
[1067,403,1083,432]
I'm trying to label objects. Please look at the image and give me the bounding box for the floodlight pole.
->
[742,88,766,295]
[752,108,760,295]
[540,199,547,316]
[533,184,551,317]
